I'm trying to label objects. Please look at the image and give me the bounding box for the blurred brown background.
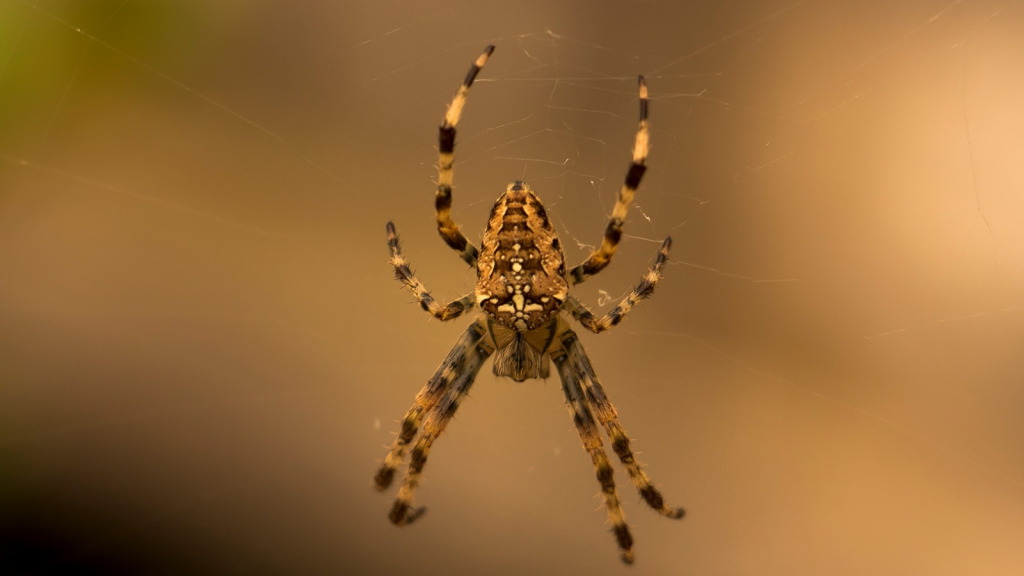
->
[2,0,1023,574]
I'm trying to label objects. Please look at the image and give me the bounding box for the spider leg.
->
[386,221,475,321]
[565,236,671,333]
[552,347,635,565]
[388,329,495,525]
[435,45,494,268]
[374,321,487,491]
[562,331,685,520]
[567,76,650,286]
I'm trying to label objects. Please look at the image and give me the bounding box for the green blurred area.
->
[0,1,241,155]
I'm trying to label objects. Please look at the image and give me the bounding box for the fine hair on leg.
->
[386,221,475,321]
[435,45,495,267]
[374,321,487,491]
[553,349,635,564]
[565,236,672,333]
[388,334,495,525]
[562,331,685,520]
[568,76,650,286]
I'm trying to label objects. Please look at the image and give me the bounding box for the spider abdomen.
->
[476,181,567,332]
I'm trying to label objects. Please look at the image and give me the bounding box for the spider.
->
[374,45,684,565]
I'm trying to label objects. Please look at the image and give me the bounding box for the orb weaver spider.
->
[374,45,683,564]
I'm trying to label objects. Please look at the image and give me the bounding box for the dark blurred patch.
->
[0,482,207,575]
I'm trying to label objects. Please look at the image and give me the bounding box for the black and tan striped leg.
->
[389,333,495,525]
[568,76,650,286]
[374,321,487,491]
[562,331,685,521]
[553,349,634,564]
[435,45,494,268]
[386,221,475,321]
[565,236,672,333]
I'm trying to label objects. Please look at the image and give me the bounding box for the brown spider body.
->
[476,181,567,331]
[375,45,684,565]
[475,182,568,381]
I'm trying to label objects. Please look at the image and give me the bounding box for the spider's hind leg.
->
[567,76,650,286]
[435,46,494,267]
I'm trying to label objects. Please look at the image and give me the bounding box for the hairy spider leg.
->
[565,236,672,333]
[388,332,495,525]
[568,76,650,286]
[385,221,475,321]
[436,45,495,268]
[562,331,685,520]
[374,321,488,490]
[553,347,635,564]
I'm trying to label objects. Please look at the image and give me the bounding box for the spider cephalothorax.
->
[375,45,684,565]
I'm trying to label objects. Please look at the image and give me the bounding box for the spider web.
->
[2,1,1023,575]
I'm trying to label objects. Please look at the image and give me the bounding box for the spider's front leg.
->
[386,221,474,321]
[566,236,671,333]
[387,330,494,525]
[552,347,635,564]
[568,76,650,286]
[562,331,685,521]
[374,321,488,492]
